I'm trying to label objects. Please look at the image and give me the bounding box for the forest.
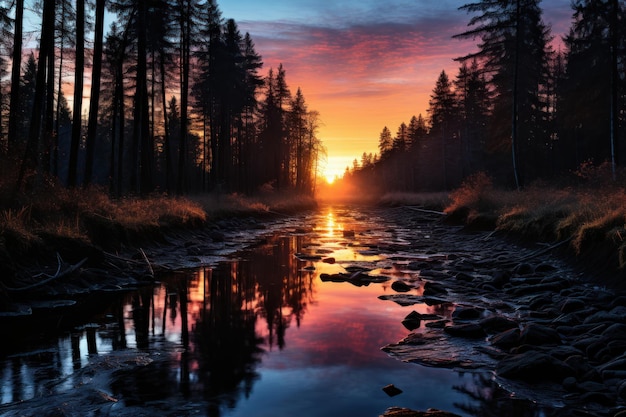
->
[344,0,626,193]
[0,0,324,198]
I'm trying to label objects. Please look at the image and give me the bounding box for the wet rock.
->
[382,384,403,397]
[535,263,558,273]
[425,320,449,329]
[380,407,462,417]
[496,350,575,382]
[515,263,534,275]
[443,323,486,339]
[322,257,336,264]
[559,298,586,314]
[479,316,518,333]
[423,281,448,296]
[520,323,562,346]
[454,271,475,282]
[489,270,511,288]
[452,306,483,320]
[209,231,225,242]
[402,311,422,330]
[490,328,521,349]
[391,280,413,293]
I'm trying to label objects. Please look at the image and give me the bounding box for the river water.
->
[0,206,557,416]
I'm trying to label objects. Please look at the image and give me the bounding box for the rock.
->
[490,328,521,349]
[209,231,225,242]
[423,281,448,296]
[496,350,575,382]
[520,323,562,346]
[391,280,413,293]
[382,384,403,397]
[617,380,626,400]
[402,311,422,331]
[535,263,557,273]
[515,263,533,275]
[560,298,586,314]
[454,271,475,282]
[452,306,483,320]
[380,407,462,417]
[322,257,336,264]
[479,316,518,333]
[489,270,511,288]
[444,323,486,339]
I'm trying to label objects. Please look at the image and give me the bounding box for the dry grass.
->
[444,168,626,271]
[0,173,317,262]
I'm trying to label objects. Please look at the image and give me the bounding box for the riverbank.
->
[374,172,626,289]
[0,184,317,312]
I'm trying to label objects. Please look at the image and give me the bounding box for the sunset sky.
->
[220,0,573,181]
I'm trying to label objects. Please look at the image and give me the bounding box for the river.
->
[0,205,568,416]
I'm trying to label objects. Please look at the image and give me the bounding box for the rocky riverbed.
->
[366,206,626,417]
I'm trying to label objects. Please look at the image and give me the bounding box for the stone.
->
[443,323,486,339]
[382,384,403,397]
[391,280,413,293]
[520,323,561,346]
[496,350,575,382]
[452,306,483,320]
[380,407,462,417]
[423,281,448,296]
[490,328,521,349]
[479,316,518,333]
[559,298,586,314]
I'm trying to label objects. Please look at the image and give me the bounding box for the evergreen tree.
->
[560,0,625,172]
[378,126,393,157]
[454,0,553,187]
[428,70,458,189]
[454,59,490,175]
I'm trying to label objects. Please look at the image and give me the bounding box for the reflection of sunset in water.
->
[323,208,341,237]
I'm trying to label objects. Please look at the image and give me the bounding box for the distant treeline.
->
[0,0,323,197]
[345,0,625,192]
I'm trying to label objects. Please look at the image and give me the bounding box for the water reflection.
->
[0,207,568,416]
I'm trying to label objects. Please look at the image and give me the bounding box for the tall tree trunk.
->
[84,0,105,186]
[8,0,24,154]
[511,0,521,190]
[15,0,55,193]
[44,35,55,175]
[177,1,190,196]
[609,0,619,178]
[135,0,153,194]
[68,0,85,187]
[159,51,172,193]
[54,1,67,178]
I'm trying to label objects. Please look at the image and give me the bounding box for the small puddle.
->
[0,206,557,416]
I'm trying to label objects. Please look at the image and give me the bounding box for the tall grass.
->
[444,167,626,271]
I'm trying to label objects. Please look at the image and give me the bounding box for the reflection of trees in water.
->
[187,233,316,415]
[247,235,315,350]
[0,233,315,415]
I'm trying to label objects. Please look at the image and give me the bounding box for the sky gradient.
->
[220,0,573,181]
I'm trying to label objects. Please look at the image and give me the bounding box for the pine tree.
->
[560,0,625,172]
[454,0,553,187]
[378,126,393,158]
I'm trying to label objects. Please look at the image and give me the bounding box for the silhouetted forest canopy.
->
[0,0,324,198]
[344,0,626,193]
